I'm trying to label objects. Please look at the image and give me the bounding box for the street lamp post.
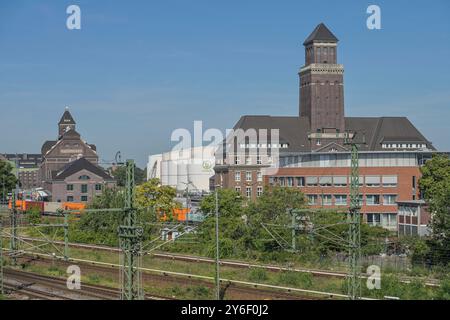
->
[214,185,220,300]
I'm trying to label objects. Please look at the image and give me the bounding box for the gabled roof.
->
[58,108,76,125]
[303,23,338,45]
[53,157,114,181]
[345,117,435,151]
[227,115,434,153]
[231,115,311,152]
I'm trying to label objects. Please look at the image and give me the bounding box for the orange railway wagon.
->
[62,202,86,215]
[8,200,44,212]
[159,207,190,222]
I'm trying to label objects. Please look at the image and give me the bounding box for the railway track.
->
[8,236,441,287]
[4,268,118,300]
[4,267,172,300]
[12,254,325,300]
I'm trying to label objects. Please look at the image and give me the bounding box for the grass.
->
[2,230,446,300]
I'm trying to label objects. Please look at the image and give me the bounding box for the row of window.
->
[238,144,289,149]
[306,194,397,206]
[367,213,397,228]
[234,171,263,182]
[235,186,264,198]
[66,195,88,202]
[67,184,102,193]
[234,156,264,165]
[382,143,426,149]
[269,175,398,188]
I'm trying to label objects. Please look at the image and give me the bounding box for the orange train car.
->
[8,200,44,212]
[8,200,86,215]
[62,202,86,214]
[159,207,190,222]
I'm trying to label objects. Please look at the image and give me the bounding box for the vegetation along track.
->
[13,254,322,300]
[11,236,441,287]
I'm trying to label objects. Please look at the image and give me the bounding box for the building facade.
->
[51,157,116,203]
[397,200,431,237]
[39,107,99,192]
[214,23,438,231]
[0,153,42,189]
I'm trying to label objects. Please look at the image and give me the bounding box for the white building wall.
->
[147,146,216,193]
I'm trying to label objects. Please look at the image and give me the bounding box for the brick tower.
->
[299,23,346,150]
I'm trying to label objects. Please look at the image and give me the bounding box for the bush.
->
[277,271,313,288]
[249,268,268,282]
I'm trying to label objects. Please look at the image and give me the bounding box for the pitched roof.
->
[54,157,114,181]
[232,115,311,152]
[228,115,435,152]
[303,23,338,45]
[41,140,57,155]
[58,108,76,125]
[345,117,435,151]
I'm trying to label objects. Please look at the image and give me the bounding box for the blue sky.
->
[0,0,449,168]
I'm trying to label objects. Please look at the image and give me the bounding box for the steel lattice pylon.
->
[0,212,3,295]
[118,160,144,300]
[347,142,362,300]
[10,191,18,267]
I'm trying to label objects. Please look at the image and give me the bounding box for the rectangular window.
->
[366,195,381,205]
[382,176,398,187]
[383,194,397,205]
[66,196,74,202]
[81,196,88,202]
[234,156,240,165]
[279,177,285,187]
[412,176,416,189]
[66,184,74,191]
[321,195,333,206]
[307,195,318,205]
[333,176,347,187]
[381,213,397,228]
[296,177,305,187]
[81,184,88,193]
[366,176,381,187]
[306,176,318,187]
[335,195,347,206]
[246,187,252,198]
[235,171,241,182]
[95,184,102,191]
[235,186,241,193]
[246,171,252,182]
[287,177,294,187]
[319,176,332,187]
[257,187,263,197]
[257,171,262,182]
[257,156,262,165]
[367,213,381,226]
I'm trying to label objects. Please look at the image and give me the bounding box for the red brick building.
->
[214,23,438,231]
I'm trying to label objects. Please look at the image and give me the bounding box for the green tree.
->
[135,178,180,213]
[419,153,450,265]
[0,159,17,202]
[110,164,146,187]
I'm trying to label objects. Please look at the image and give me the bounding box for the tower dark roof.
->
[303,23,338,45]
[58,107,76,125]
